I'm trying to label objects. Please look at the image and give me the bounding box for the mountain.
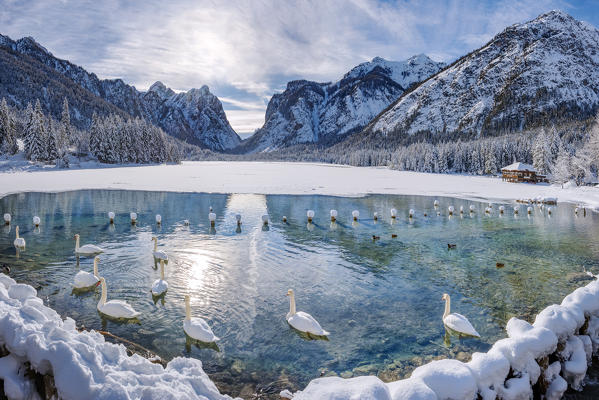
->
[0,34,240,151]
[239,54,444,153]
[351,10,599,148]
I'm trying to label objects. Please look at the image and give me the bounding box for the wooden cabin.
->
[501,162,547,184]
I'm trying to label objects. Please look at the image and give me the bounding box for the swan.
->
[330,209,337,222]
[151,259,168,296]
[236,214,242,225]
[156,214,162,224]
[307,210,315,223]
[469,205,475,212]
[282,216,287,223]
[373,212,378,221]
[209,212,216,226]
[409,209,415,218]
[441,293,480,337]
[130,212,137,224]
[108,212,115,223]
[96,277,140,319]
[391,208,397,219]
[434,200,439,207]
[262,214,269,225]
[151,237,168,262]
[499,206,505,214]
[459,206,464,214]
[352,210,359,221]
[3,213,10,225]
[286,289,329,336]
[73,256,100,288]
[74,234,103,256]
[527,207,532,215]
[547,207,552,215]
[184,219,190,226]
[514,205,520,214]
[13,226,25,249]
[33,216,40,227]
[183,295,219,342]
[448,206,454,215]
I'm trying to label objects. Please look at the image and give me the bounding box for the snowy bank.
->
[1,161,598,209]
[0,274,237,400]
[291,276,599,400]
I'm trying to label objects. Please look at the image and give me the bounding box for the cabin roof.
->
[501,162,537,172]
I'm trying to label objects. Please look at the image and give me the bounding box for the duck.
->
[74,234,103,256]
[447,243,456,249]
[391,234,398,238]
[151,237,168,262]
[183,295,219,342]
[286,289,329,336]
[496,262,505,268]
[151,259,168,296]
[73,256,100,289]
[33,216,40,227]
[96,277,140,319]
[108,212,115,224]
[13,226,25,249]
[372,235,380,241]
[441,293,480,337]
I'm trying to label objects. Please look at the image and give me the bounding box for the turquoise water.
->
[1,190,598,398]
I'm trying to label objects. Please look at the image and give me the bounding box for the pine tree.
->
[484,148,497,175]
[532,129,551,174]
[0,98,17,155]
[27,100,46,161]
[57,98,71,166]
[45,118,58,162]
[23,103,34,157]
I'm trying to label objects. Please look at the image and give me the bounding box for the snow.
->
[0,273,237,400]
[293,376,391,400]
[410,359,477,400]
[501,162,537,172]
[1,161,599,210]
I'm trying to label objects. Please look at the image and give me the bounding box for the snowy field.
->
[1,161,598,209]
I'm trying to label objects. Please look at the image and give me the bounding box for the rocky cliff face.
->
[360,10,599,146]
[0,34,240,150]
[240,54,444,153]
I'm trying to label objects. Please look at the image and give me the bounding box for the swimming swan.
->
[96,277,140,319]
[151,237,168,262]
[286,289,329,336]
[73,256,100,288]
[183,295,219,342]
[74,234,103,256]
[13,226,25,248]
[151,259,168,296]
[441,293,480,337]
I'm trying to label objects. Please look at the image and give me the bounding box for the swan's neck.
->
[185,298,191,321]
[160,261,165,280]
[93,259,98,277]
[289,293,296,316]
[15,227,19,239]
[443,296,451,320]
[75,236,80,251]
[99,280,107,306]
[153,239,157,251]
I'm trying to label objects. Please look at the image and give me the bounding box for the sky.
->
[1,0,599,137]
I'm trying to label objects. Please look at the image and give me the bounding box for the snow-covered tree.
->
[551,145,572,186]
[0,98,18,155]
[26,100,47,161]
[484,147,497,175]
[532,129,551,174]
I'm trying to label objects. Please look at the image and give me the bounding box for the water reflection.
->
[0,190,598,398]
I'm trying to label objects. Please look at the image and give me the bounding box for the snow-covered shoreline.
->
[1,161,598,209]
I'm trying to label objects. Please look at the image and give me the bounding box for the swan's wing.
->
[289,311,329,336]
[102,300,139,318]
[185,318,218,341]
[151,279,168,294]
[444,313,480,337]
[78,244,104,254]
[73,271,98,287]
[153,251,168,260]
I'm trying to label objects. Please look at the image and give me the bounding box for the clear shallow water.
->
[1,190,599,398]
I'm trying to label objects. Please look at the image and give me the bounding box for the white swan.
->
[73,256,100,288]
[97,277,140,319]
[330,209,337,222]
[74,234,103,256]
[459,206,464,214]
[130,212,137,224]
[33,216,40,227]
[235,214,242,225]
[469,205,475,212]
[183,295,219,342]
[286,289,329,336]
[434,200,439,207]
[442,293,480,337]
[3,213,10,225]
[262,214,269,225]
[108,212,115,223]
[409,209,415,218]
[151,237,168,262]
[307,210,315,223]
[448,206,454,215]
[373,212,378,221]
[151,260,168,296]
[391,208,397,218]
[352,210,359,221]
[13,226,25,248]
[209,212,216,226]
[156,214,162,224]
[183,219,190,226]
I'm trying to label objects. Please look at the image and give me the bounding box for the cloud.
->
[0,0,588,134]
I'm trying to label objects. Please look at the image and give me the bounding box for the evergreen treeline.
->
[0,97,181,165]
